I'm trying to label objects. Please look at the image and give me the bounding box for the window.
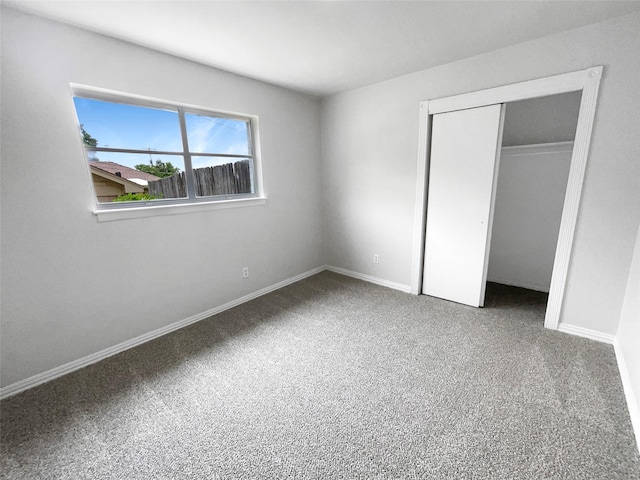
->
[72,86,262,212]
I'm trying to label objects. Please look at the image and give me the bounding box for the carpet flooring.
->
[1,271,639,479]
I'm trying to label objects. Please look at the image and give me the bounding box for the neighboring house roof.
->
[89,165,148,192]
[89,161,161,185]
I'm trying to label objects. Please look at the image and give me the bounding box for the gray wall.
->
[502,91,581,146]
[0,8,325,388]
[321,12,640,335]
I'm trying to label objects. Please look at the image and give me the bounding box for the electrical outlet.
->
[373,254,379,264]
[242,267,249,278]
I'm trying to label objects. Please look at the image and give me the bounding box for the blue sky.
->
[73,97,250,171]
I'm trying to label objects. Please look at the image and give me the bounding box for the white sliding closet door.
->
[422,104,505,307]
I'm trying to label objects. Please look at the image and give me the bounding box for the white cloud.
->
[187,119,216,152]
[186,115,248,154]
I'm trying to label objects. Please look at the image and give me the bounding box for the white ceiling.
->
[6,1,640,97]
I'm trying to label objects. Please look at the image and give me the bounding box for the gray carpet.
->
[1,271,639,479]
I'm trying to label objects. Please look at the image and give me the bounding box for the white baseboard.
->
[325,265,412,294]
[614,338,640,455]
[556,323,615,344]
[0,266,326,400]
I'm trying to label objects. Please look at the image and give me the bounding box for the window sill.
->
[93,196,267,222]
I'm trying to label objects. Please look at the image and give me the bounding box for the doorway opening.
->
[485,91,582,317]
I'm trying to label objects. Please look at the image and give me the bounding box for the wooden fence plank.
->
[149,159,252,199]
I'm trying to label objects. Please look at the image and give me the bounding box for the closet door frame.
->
[410,66,602,331]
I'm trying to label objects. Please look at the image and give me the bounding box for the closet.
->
[423,93,580,307]
[416,68,600,330]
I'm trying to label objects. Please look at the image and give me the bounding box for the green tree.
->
[135,159,180,178]
[113,192,159,202]
[81,125,98,147]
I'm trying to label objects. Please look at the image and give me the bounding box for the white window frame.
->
[71,84,266,222]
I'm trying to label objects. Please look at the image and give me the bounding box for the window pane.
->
[185,113,250,155]
[88,153,186,203]
[192,156,254,197]
[73,97,182,152]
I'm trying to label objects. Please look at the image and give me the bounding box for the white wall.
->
[0,8,325,388]
[321,12,640,335]
[487,143,572,292]
[616,224,640,448]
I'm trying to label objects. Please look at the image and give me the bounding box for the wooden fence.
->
[147,172,187,199]
[148,160,252,199]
